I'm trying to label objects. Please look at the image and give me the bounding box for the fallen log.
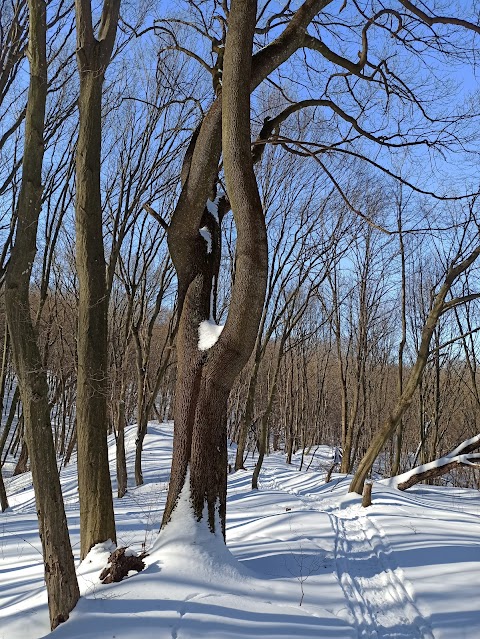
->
[386,433,480,491]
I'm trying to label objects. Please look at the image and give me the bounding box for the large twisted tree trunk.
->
[4,0,79,627]
[160,0,333,537]
[162,0,267,536]
[74,0,120,559]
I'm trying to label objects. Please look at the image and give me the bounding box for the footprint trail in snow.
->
[260,469,434,639]
[330,508,434,639]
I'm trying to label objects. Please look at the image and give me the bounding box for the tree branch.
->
[143,203,169,231]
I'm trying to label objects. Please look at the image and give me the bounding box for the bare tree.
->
[155,0,480,537]
[74,0,120,558]
[234,163,335,471]
[350,215,480,494]
[4,0,79,627]
[114,216,175,486]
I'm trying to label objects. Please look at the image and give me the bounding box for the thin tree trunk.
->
[135,356,172,485]
[63,419,77,466]
[350,241,480,494]
[252,342,285,489]
[1,390,21,465]
[13,439,28,475]
[116,401,127,498]
[235,359,260,470]
[4,0,79,626]
[392,207,406,476]
[0,467,7,511]
[0,323,10,423]
[0,325,10,507]
[74,0,120,558]
[0,387,19,465]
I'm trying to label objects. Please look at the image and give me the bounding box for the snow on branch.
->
[447,433,480,458]
[384,434,480,491]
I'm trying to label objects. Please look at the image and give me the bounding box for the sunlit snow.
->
[1,423,480,639]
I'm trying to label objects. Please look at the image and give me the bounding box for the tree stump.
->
[362,480,373,508]
[99,547,147,584]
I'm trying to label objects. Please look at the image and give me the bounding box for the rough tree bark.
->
[0,324,10,511]
[4,0,79,627]
[162,0,268,536]
[74,0,120,558]
[116,400,127,498]
[160,0,480,534]
[0,467,7,511]
[0,386,20,465]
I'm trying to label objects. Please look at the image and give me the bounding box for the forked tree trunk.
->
[160,0,337,535]
[162,0,267,536]
[4,0,79,627]
[74,0,120,558]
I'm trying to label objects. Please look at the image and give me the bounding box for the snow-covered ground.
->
[1,422,479,638]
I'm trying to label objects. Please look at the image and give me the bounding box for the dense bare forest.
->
[2,0,480,629]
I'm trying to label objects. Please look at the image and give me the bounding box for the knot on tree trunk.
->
[99,547,148,584]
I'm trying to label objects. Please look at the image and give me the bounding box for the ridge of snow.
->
[447,433,480,457]
[152,467,251,584]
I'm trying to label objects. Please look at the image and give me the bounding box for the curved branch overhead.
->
[163,0,480,268]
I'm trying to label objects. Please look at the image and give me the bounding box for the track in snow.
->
[330,508,434,639]
[259,469,434,639]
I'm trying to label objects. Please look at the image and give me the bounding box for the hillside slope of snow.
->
[1,422,479,638]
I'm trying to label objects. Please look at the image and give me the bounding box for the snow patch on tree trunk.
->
[199,227,212,253]
[206,195,222,222]
[198,320,224,351]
